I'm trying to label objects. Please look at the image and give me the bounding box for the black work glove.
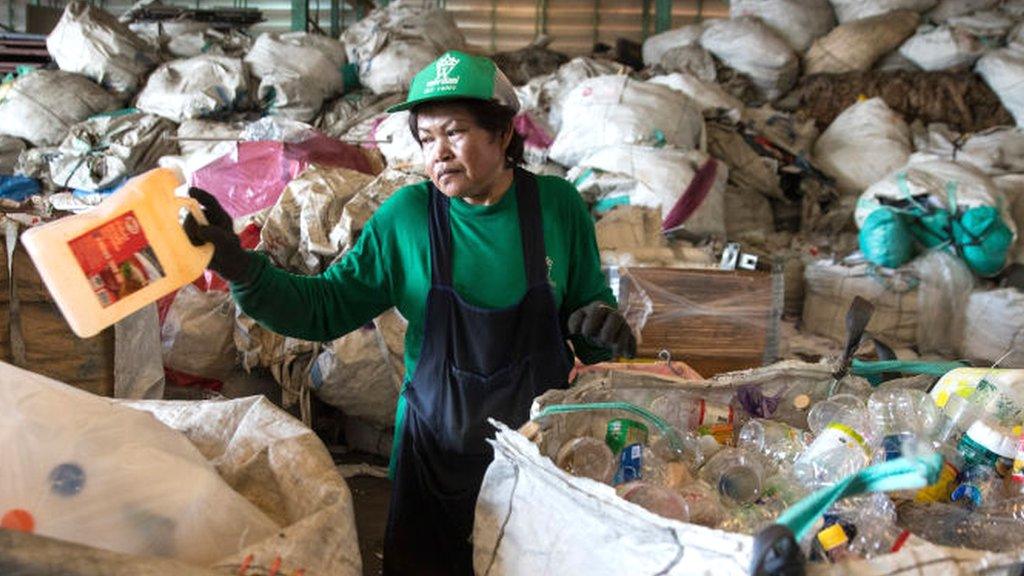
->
[567,301,637,359]
[183,187,253,284]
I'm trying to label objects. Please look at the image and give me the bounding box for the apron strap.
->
[512,167,548,288]
[426,168,548,288]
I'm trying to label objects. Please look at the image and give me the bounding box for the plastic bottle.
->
[649,393,735,436]
[897,500,1024,553]
[931,369,1024,428]
[931,393,976,447]
[556,437,616,484]
[616,482,690,523]
[957,420,1016,476]
[697,448,765,504]
[951,465,1002,510]
[21,168,213,338]
[738,419,812,470]
[867,388,938,461]
[794,400,875,488]
[674,480,727,528]
[807,394,869,435]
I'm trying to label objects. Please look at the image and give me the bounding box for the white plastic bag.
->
[46,1,160,98]
[910,124,1024,176]
[136,55,249,123]
[813,98,911,195]
[0,361,279,565]
[977,48,1024,128]
[244,32,345,122]
[0,70,120,147]
[548,75,704,168]
[699,18,799,102]
[729,0,835,53]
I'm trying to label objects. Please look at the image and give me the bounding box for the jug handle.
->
[175,196,210,227]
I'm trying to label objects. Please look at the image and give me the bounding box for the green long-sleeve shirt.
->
[232,173,616,378]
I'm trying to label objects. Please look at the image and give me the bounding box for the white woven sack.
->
[244,32,345,122]
[730,0,835,53]
[47,1,160,98]
[136,55,249,122]
[960,289,1024,368]
[899,26,986,71]
[0,70,120,147]
[641,24,706,67]
[700,17,799,102]
[548,75,703,168]
[828,0,936,23]
[570,145,727,237]
[813,98,911,196]
[977,48,1024,128]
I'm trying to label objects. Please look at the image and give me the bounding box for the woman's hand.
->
[567,301,637,359]
[183,187,253,284]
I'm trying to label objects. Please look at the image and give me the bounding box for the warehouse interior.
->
[2,0,1024,575]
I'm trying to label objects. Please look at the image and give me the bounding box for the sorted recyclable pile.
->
[475,361,1024,574]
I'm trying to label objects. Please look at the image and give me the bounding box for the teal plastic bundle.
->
[859,207,917,269]
[954,206,1014,277]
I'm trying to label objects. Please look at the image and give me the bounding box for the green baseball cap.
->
[386,50,520,113]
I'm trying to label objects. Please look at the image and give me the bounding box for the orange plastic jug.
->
[21,168,213,338]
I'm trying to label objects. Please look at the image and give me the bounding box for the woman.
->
[185,51,635,575]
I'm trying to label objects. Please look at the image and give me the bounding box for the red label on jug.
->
[68,211,165,308]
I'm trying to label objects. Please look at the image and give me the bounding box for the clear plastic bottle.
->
[738,419,812,471]
[951,465,1002,510]
[697,448,765,504]
[649,392,735,433]
[617,482,691,523]
[957,420,1017,475]
[674,480,727,528]
[794,400,875,489]
[897,500,1024,552]
[867,388,938,461]
[931,393,976,447]
[556,437,616,484]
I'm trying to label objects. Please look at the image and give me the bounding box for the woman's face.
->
[416,102,513,204]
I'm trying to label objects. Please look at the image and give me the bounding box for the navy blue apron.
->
[382,168,573,575]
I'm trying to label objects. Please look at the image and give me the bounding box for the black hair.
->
[407,98,525,168]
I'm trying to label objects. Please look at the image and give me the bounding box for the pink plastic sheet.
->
[191,133,376,218]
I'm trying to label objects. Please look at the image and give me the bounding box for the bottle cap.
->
[793,394,811,410]
[817,523,848,551]
[965,420,1015,459]
[1,509,35,533]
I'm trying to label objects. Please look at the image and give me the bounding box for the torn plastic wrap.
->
[615,266,783,377]
[189,133,377,219]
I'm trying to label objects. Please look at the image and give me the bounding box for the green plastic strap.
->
[851,358,968,380]
[594,195,630,213]
[534,401,685,453]
[776,453,941,541]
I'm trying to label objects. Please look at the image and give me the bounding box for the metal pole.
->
[292,0,308,31]
[654,0,670,33]
[330,0,340,36]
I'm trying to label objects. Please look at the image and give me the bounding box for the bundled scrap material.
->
[804,10,920,75]
[46,1,160,99]
[855,160,1017,276]
[491,36,570,86]
[244,32,346,123]
[699,17,799,103]
[910,123,1024,176]
[898,24,988,71]
[0,136,25,174]
[828,0,936,23]
[48,111,178,192]
[316,91,405,140]
[0,70,120,147]
[135,55,250,122]
[641,24,706,69]
[779,70,1016,133]
[0,362,363,576]
[160,284,237,382]
[515,57,629,133]
[548,75,704,168]
[341,0,465,95]
[648,73,744,116]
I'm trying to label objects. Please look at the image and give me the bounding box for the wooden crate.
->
[617,266,781,378]
[0,236,115,396]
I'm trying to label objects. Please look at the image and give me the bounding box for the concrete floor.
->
[347,473,392,576]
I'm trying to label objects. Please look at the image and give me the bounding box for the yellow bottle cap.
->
[817,524,849,551]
